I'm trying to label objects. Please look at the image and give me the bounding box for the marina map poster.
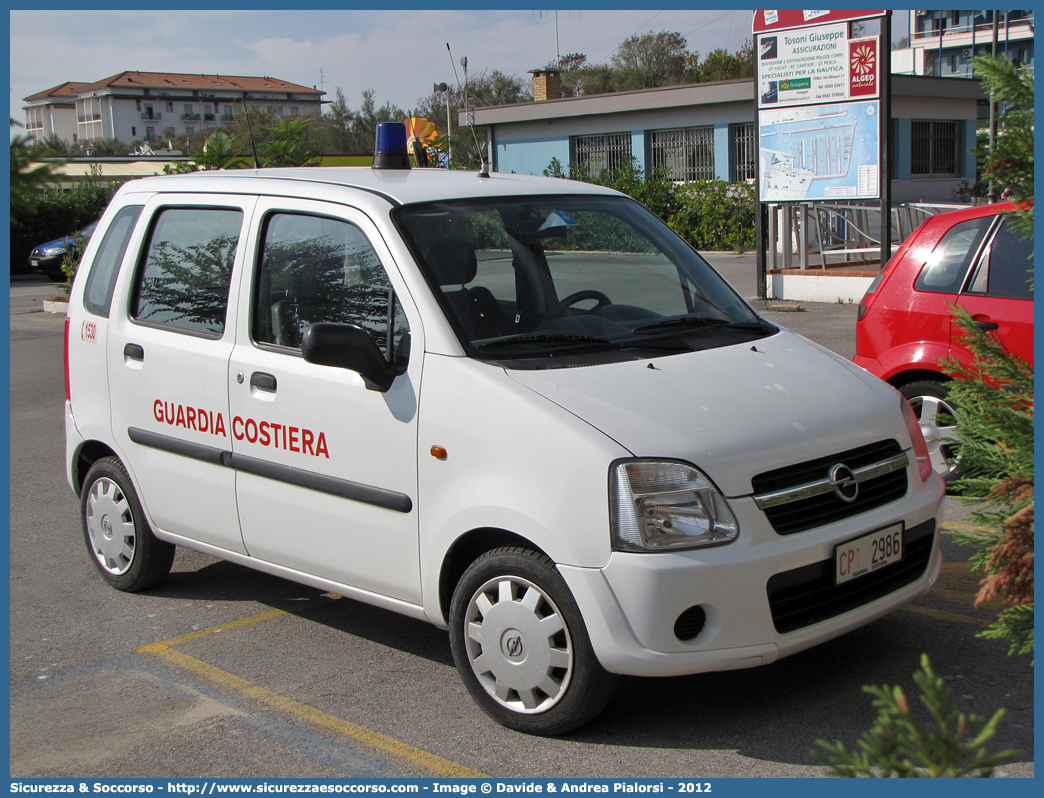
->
[758,100,881,202]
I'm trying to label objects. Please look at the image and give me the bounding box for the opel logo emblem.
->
[505,636,524,658]
[829,463,859,503]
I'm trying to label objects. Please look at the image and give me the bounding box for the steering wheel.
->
[539,290,613,326]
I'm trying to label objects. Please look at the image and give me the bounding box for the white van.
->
[64,142,943,735]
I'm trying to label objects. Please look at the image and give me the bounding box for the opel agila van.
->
[64,134,943,735]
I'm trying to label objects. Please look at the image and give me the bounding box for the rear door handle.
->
[974,320,999,331]
[124,343,144,361]
[250,372,277,393]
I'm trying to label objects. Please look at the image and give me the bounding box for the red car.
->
[854,202,1033,483]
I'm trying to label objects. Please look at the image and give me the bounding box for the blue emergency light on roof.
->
[372,122,411,170]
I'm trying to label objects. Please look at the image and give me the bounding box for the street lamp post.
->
[434,82,451,168]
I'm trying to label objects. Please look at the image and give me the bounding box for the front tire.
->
[900,380,962,484]
[449,546,617,735]
[81,457,175,591]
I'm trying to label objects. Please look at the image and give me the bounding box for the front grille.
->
[766,520,935,634]
[752,440,908,535]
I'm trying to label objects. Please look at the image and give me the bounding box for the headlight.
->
[609,460,739,552]
[41,245,67,257]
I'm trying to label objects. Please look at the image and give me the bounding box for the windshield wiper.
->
[632,317,771,335]
[473,333,612,351]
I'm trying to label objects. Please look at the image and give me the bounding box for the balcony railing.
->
[220,114,234,122]
[181,113,201,121]
[913,18,1034,40]
[78,114,102,123]
[204,113,216,122]
[140,112,162,120]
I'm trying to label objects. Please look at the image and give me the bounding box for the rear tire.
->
[81,457,175,591]
[900,380,962,484]
[449,546,617,735]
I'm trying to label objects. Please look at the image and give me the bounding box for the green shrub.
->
[669,180,756,252]
[10,168,120,275]
[814,654,1020,777]
[944,307,1034,659]
[543,158,756,253]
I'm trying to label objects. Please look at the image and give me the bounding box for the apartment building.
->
[893,10,1034,77]
[22,82,91,142]
[23,71,325,145]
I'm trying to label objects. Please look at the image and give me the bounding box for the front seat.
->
[423,238,510,341]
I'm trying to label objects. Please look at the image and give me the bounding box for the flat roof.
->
[467,74,986,125]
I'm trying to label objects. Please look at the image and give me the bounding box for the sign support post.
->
[880,13,892,269]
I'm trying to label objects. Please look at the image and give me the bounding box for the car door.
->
[907,214,995,366]
[956,215,1035,365]
[108,195,257,553]
[227,199,423,604]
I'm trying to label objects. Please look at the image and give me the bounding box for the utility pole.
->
[987,14,999,202]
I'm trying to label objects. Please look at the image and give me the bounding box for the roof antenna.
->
[245,109,261,169]
[448,47,490,178]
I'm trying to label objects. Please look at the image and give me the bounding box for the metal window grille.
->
[730,123,757,182]
[911,120,960,178]
[648,127,715,181]
[572,133,632,175]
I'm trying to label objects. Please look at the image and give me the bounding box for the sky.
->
[10,8,763,130]
[10,8,915,137]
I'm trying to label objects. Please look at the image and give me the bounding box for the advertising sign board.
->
[848,36,880,98]
[757,23,849,108]
[753,10,886,34]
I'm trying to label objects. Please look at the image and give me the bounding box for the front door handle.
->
[974,320,999,331]
[124,343,144,361]
[250,372,277,393]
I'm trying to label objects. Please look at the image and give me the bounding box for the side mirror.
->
[301,322,397,392]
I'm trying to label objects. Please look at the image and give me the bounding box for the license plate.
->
[835,523,903,585]
[30,259,39,268]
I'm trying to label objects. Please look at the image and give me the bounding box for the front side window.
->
[968,218,1034,299]
[394,195,773,368]
[133,207,242,336]
[254,213,410,368]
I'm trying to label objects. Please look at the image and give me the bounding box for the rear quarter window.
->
[914,216,993,294]
[83,205,144,317]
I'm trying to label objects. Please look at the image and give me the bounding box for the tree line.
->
[20,30,751,170]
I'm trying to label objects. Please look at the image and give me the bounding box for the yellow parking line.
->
[138,611,485,778]
[900,605,992,629]
[138,608,288,651]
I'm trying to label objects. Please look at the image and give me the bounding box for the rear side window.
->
[83,205,144,318]
[132,207,243,336]
[968,218,1034,299]
[914,216,992,294]
[253,212,410,367]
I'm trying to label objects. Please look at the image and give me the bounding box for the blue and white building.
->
[468,72,985,203]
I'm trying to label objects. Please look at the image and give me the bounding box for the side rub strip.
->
[127,427,413,514]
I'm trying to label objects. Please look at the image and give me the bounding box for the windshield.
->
[393,194,775,367]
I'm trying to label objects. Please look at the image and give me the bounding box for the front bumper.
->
[559,470,944,677]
